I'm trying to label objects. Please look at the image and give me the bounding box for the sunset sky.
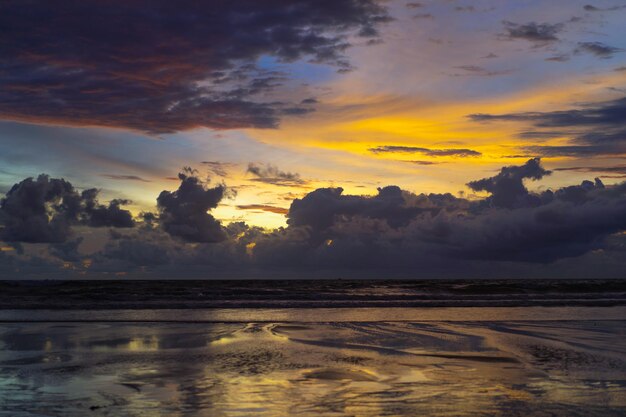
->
[1,0,626,278]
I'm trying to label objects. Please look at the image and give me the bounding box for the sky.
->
[1,0,626,278]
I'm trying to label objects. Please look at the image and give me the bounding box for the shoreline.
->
[2,306,625,322]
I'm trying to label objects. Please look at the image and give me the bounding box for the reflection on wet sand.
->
[0,319,625,416]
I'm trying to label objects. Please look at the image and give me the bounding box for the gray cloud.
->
[406,160,441,165]
[545,54,570,62]
[583,4,626,11]
[575,42,623,58]
[246,163,307,187]
[469,96,626,157]
[237,204,289,215]
[100,174,151,182]
[369,145,481,157]
[520,145,626,157]
[451,65,513,77]
[554,165,626,176]
[501,21,563,45]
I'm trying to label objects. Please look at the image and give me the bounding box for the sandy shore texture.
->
[0,311,625,416]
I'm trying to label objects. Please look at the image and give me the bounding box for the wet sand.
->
[1,309,625,416]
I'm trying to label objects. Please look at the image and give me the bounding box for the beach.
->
[1,306,625,416]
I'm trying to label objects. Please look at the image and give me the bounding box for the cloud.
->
[469,97,626,127]
[100,174,151,182]
[246,163,308,187]
[545,54,570,62]
[406,160,440,165]
[253,159,626,265]
[520,145,626,157]
[0,175,133,243]
[0,0,390,133]
[81,189,135,228]
[451,65,513,77]
[413,13,434,19]
[286,186,444,232]
[6,160,626,276]
[469,96,626,157]
[369,145,481,157]
[156,168,227,243]
[554,165,626,176]
[575,42,623,58]
[516,130,571,139]
[583,4,626,11]
[467,158,551,208]
[237,204,289,215]
[501,21,563,45]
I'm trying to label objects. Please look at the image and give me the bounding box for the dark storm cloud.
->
[500,21,563,44]
[369,146,481,157]
[438,178,626,262]
[246,163,308,187]
[156,168,227,243]
[8,159,626,276]
[245,159,626,265]
[0,0,390,133]
[467,158,551,208]
[261,159,626,264]
[0,175,77,243]
[469,96,626,157]
[286,186,442,231]
[575,42,623,58]
[0,175,133,243]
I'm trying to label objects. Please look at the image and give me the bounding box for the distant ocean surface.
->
[1,279,625,309]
